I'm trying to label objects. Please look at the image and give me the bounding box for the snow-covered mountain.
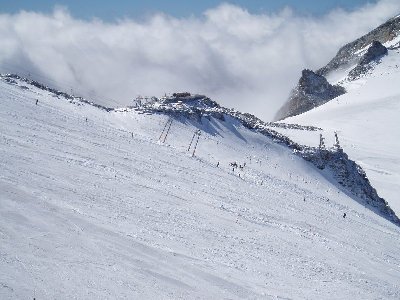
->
[275,14,400,121]
[1,73,400,299]
[274,27,400,222]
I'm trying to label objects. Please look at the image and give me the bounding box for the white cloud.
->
[0,1,399,120]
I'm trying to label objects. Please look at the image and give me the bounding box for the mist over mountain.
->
[274,14,400,217]
[275,14,400,120]
[1,1,400,120]
[1,67,400,299]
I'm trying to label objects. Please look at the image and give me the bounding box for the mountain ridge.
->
[2,73,397,225]
[275,14,400,121]
[317,14,400,76]
[1,61,400,298]
[274,39,400,218]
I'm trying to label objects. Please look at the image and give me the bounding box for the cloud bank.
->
[1,1,399,120]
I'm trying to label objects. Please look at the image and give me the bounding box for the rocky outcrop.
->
[274,69,346,121]
[300,147,400,226]
[275,16,399,121]
[360,40,388,65]
[348,41,388,80]
[317,15,400,76]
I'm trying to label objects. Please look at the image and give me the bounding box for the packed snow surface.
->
[1,77,400,299]
[282,48,400,217]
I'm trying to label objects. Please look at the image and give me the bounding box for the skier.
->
[343,212,347,218]
[35,99,38,105]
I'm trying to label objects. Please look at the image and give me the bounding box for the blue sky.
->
[2,0,378,20]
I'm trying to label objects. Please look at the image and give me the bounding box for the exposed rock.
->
[300,147,400,226]
[317,16,400,76]
[172,92,191,98]
[360,41,388,65]
[274,69,346,121]
[348,41,388,80]
[275,15,399,122]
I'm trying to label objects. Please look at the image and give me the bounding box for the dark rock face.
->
[317,16,399,76]
[360,41,388,65]
[163,94,219,109]
[300,148,400,226]
[274,69,346,121]
[298,69,345,97]
[275,16,399,121]
[348,41,388,80]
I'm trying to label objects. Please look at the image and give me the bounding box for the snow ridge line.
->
[135,98,400,226]
[300,148,400,226]
[1,73,398,225]
[1,74,114,112]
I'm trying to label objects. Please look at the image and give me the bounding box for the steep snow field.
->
[281,48,400,216]
[1,77,400,299]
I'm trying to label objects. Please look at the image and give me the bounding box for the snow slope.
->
[280,47,400,216]
[1,76,400,299]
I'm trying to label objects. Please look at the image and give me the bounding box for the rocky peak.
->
[359,41,388,65]
[274,70,345,121]
[317,16,399,76]
[275,15,399,121]
[348,41,388,80]
[299,69,335,95]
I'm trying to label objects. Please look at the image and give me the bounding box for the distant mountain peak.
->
[275,14,400,121]
[360,41,388,65]
[274,69,345,121]
[298,69,344,96]
[317,15,400,76]
[348,41,388,80]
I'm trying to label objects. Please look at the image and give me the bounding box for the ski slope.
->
[1,76,400,299]
[280,47,400,216]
